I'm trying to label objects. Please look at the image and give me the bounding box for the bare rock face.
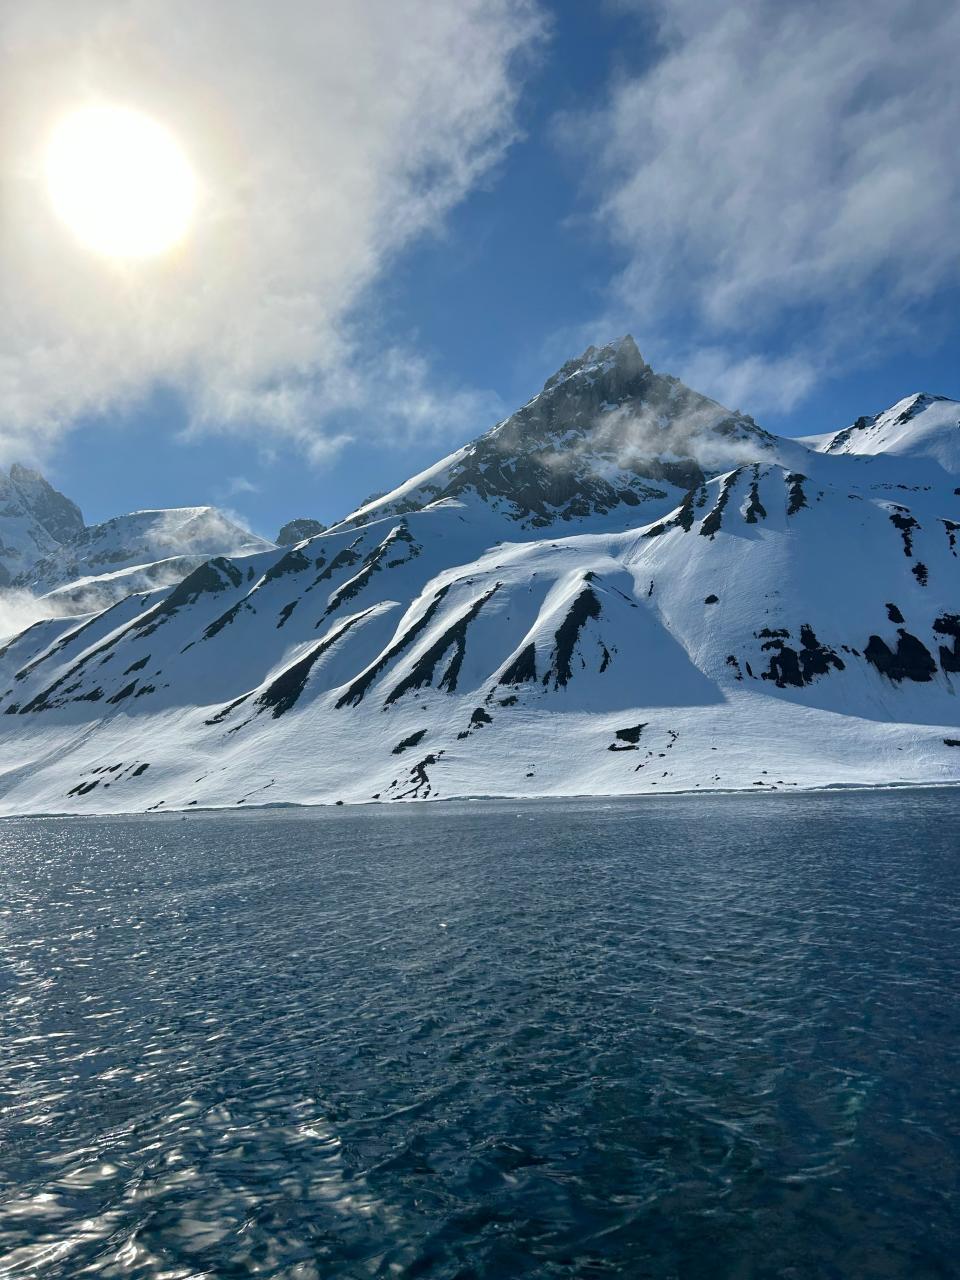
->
[277,518,327,546]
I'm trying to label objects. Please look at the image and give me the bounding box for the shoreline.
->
[4,776,960,821]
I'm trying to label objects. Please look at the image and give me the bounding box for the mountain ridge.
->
[0,340,957,814]
[333,336,809,536]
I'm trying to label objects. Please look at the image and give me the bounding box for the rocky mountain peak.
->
[336,339,798,533]
[2,464,84,545]
[277,518,327,546]
[540,334,647,394]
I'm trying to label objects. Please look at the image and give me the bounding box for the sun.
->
[45,105,196,260]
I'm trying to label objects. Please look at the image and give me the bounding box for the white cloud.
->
[221,476,259,499]
[561,0,960,388]
[675,349,815,417]
[0,0,541,462]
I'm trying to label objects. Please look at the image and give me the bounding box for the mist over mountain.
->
[0,338,957,815]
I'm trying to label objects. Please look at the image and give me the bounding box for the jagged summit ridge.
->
[337,337,801,534]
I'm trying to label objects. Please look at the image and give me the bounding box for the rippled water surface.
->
[1,792,959,1278]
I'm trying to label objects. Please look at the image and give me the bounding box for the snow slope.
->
[0,343,957,815]
[802,394,960,473]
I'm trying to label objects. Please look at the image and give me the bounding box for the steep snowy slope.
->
[17,507,274,606]
[0,343,956,815]
[337,336,810,534]
[0,464,85,584]
[803,394,960,473]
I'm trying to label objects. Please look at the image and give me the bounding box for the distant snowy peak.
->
[336,336,808,534]
[20,506,275,596]
[811,393,960,472]
[0,464,85,584]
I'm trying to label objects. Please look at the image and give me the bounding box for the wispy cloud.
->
[675,350,816,417]
[0,0,542,462]
[558,0,960,403]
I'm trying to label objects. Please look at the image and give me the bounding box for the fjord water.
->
[1,794,958,1278]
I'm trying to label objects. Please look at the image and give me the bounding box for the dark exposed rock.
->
[644,486,700,538]
[544,585,602,689]
[886,603,905,624]
[337,586,452,708]
[67,780,99,797]
[798,624,845,680]
[786,474,807,515]
[760,644,804,688]
[888,509,919,556]
[704,594,719,605]
[394,752,444,799]
[500,643,537,685]
[700,469,742,539]
[933,615,960,673]
[262,547,311,583]
[106,681,137,704]
[758,624,843,688]
[257,611,372,719]
[325,525,417,617]
[385,585,500,704]
[912,562,928,586]
[744,470,767,523]
[609,723,646,751]
[277,518,326,546]
[864,630,937,682]
[203,598,252,641]
[137,558,244,638]
[392,730,427,754]
[310,541,363,589]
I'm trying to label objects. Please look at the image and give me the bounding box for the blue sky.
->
[3,0,958,539]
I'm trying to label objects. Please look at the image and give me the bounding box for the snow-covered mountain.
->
[0,338,957,815]
[17,507,274,612]
[0,464,85,585]
[803,393,960,472]
[339,337,807,533]
[0,461,274,620]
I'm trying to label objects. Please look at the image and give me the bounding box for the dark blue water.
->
[1,792,958,1278]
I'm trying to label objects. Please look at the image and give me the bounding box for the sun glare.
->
[45,105,196,260]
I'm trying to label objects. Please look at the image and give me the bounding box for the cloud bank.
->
[562,0,960,411]
[0,0,541,461]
